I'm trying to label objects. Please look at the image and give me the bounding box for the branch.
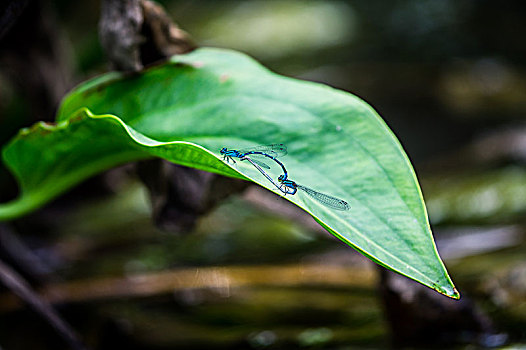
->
[99,0,195,71]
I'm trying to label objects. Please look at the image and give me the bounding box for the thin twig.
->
[0,259,88,350]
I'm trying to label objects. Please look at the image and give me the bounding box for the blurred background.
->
[1,0,526,348]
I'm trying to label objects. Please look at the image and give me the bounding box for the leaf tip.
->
[450,287,461,300]
[433,282,461,299]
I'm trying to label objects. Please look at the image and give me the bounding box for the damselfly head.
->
[278,174,285,181]
[220,147,227,154]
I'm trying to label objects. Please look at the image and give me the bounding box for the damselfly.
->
[241,156,289,194]
[220,144,289,179]
[278,175,350,211]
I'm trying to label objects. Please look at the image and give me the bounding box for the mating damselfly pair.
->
[220,144,350,211]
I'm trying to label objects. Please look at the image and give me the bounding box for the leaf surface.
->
[0,48,458,298]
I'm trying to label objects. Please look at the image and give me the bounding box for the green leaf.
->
[0,48,458,298]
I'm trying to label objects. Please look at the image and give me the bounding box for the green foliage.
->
[424,167,526,225]
[0,48,458,298]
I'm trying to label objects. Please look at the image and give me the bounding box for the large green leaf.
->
[0,48,458,298]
